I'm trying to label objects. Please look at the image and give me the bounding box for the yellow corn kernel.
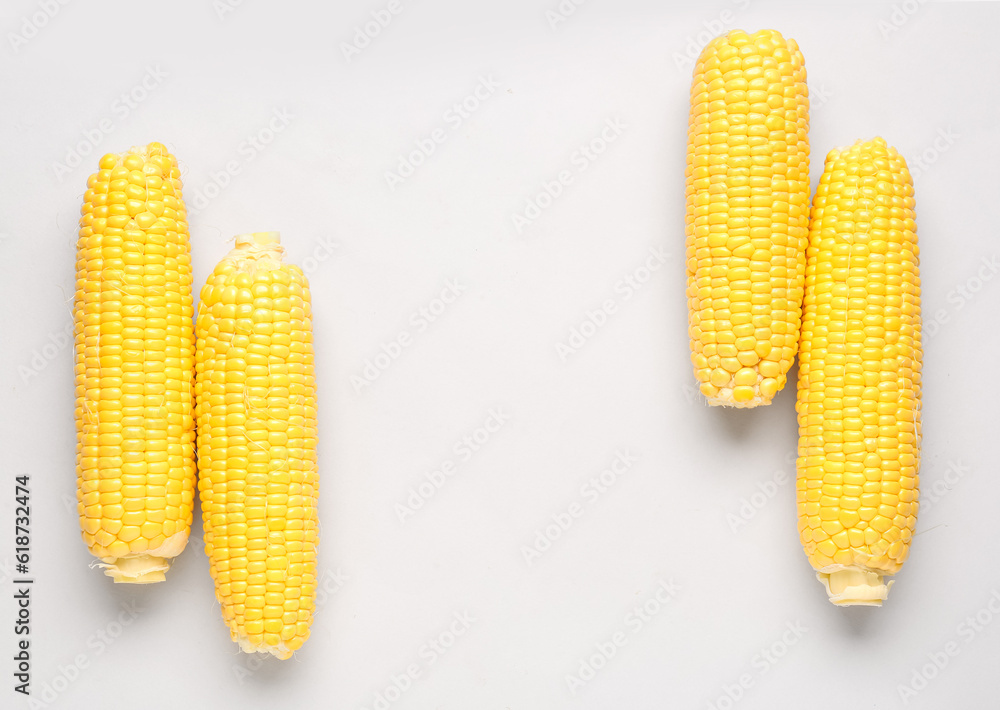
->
[75,142,195,583]
[685,29,810,407]
[195,232,319,659]
[796,138,921,606]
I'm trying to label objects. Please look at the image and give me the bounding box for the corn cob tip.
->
[826,137,897,165]
[235,231,281,248]
[97,141,176,171]
[223,232,287,273]
[817,567,892,607]
[697,28,798,57]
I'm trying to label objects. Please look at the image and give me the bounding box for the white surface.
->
[2,1,999,708]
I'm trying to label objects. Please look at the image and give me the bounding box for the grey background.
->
[1,0,999,708]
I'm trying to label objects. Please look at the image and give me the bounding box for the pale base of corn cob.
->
[94,530,189,583]
[701,382,777,409]
[816,566,891,607]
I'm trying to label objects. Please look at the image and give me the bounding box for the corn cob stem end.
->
[90,530,189,583]
[95,555,170,584]
[817,567,892,607]
[703,392,773,408]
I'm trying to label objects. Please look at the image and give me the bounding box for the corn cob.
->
[74,142,196,583]
[195,232,319,658]
[796,138,921,606]
[685,29,810,407]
